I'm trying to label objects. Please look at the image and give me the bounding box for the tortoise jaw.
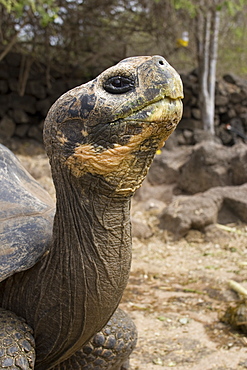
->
[123,97,183,134]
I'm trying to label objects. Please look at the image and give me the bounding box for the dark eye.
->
[103,76,135,94]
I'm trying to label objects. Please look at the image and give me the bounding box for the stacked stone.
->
[0,53,81,142]
[178,71,247,145]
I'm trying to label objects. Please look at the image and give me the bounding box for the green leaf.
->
[0,0,58,27]
[171,0,197,17]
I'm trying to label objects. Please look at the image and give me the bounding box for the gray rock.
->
[147,147,191,185]
[178,141,234,194]
[159,191,221,238]
[183,129,194,142]
[230,144,247,185]
[131,218,153,239]
[164,132,179,150]
[135,179,175,203]
[193,128,219,144]
[219,184,247,223]
[159,184,247,238]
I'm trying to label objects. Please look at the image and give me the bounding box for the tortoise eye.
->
[103,76,135,94]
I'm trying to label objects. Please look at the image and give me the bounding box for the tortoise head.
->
[44,55,183,197]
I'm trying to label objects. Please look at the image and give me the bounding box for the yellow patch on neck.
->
[65,97,182,194]
[65,124,155,178]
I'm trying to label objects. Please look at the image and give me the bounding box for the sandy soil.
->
[9,139,247,370]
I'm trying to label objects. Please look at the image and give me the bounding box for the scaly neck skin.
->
[2,168,132,370]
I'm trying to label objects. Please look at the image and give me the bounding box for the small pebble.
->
[168,361,176,367]
[153,357,163,365]
[179,317,189,325]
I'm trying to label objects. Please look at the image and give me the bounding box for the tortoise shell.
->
[0,144,54,282]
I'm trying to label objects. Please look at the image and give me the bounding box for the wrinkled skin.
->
[0,55,183,369]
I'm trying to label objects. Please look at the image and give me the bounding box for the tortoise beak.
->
[123,97,183,133]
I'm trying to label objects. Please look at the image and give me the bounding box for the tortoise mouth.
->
[123,97,183,131]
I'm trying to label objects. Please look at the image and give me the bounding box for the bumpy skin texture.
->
[0,55,183,369]
[0,307,136,370]
[52,309,137,370]
[0,308,35,369]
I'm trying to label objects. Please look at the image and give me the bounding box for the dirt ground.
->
[9,139,247,370]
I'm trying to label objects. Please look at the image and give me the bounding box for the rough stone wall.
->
[0,53,82,142]
[0,53,247,143]
[179,71,247,145]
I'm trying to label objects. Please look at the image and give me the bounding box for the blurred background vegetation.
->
[1,0,247,137]
[0,0,247,80]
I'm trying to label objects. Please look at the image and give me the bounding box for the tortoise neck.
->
[41,172,132,366]
[2,168,132,370]
[52,172,132,295]
[55,181,132,303]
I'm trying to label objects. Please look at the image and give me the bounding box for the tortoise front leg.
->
[52,308,137,370]
[0,308,35,369]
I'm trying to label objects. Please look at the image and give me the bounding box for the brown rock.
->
[215,95,229,106]
[0,115,16,139]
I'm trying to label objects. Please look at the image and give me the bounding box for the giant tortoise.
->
[0,55,183,369]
